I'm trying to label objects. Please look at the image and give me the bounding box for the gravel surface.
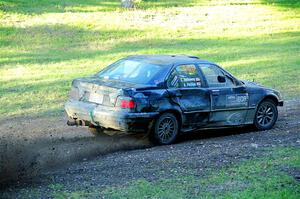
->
[0,100,299,198]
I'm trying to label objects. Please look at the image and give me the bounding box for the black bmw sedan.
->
[65,55,283,144]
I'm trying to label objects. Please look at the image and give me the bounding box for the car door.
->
[167,64,210,126]
[198,64,249,126]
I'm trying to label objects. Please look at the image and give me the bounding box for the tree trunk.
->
[121,0,134,8]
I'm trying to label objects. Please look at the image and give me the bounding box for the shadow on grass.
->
[0,25,145,67]
[139,0,201,8]
[0,0,213,14]
[261,0,300,8]
[1,0,299,15]
[0,0,120,14]
[1,24,299,67]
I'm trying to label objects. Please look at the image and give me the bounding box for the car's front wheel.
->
[254,99,278,130]
[152,113,179,145]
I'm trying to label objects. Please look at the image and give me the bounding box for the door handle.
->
[211,89,220,96]
[168,90,182,98]
[174,93,182,97]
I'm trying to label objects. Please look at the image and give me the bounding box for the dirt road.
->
[0,100,299,197]
[0,116,152,185]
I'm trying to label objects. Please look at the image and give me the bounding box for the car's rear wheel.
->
[254,99,278,130]
[152,113,179,145]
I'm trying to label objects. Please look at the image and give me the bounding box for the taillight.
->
[120,100,135,109]
[116,96,135,109]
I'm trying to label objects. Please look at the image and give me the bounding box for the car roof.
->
[125,54,214,66]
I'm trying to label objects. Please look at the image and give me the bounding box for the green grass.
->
[47,147,300,198]
[0,0,300,118]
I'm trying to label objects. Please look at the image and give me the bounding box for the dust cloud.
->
[0,116,151,187]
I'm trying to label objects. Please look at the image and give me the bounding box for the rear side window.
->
[199,64,235,88]
[97,59,169,85]
[167,64,202,88]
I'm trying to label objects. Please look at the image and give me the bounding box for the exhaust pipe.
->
[67,119,77,126]
[67,119,87,126]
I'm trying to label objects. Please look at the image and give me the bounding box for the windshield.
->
[97,59,169,85]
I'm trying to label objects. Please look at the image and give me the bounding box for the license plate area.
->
[89,93,104,104]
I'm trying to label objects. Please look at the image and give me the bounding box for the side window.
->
[200,64,235,88]
[167,64,202,88]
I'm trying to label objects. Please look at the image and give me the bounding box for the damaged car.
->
[65,55,283,144]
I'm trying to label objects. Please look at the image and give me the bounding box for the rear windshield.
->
[97,59,169,85]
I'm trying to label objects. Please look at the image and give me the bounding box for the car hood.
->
[242,80,264,88]
[242,80,282,100]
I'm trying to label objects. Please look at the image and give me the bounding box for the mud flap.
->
[89,109,97,126]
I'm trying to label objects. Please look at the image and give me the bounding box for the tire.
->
[254,99,278,130]
[152,113,179,145]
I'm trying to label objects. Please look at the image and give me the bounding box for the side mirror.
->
[217,75,226,83]
[235,84,247,93]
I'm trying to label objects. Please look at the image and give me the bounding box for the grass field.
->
[0,0,300,118]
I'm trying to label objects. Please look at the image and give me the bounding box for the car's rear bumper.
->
[65,100,159,132]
